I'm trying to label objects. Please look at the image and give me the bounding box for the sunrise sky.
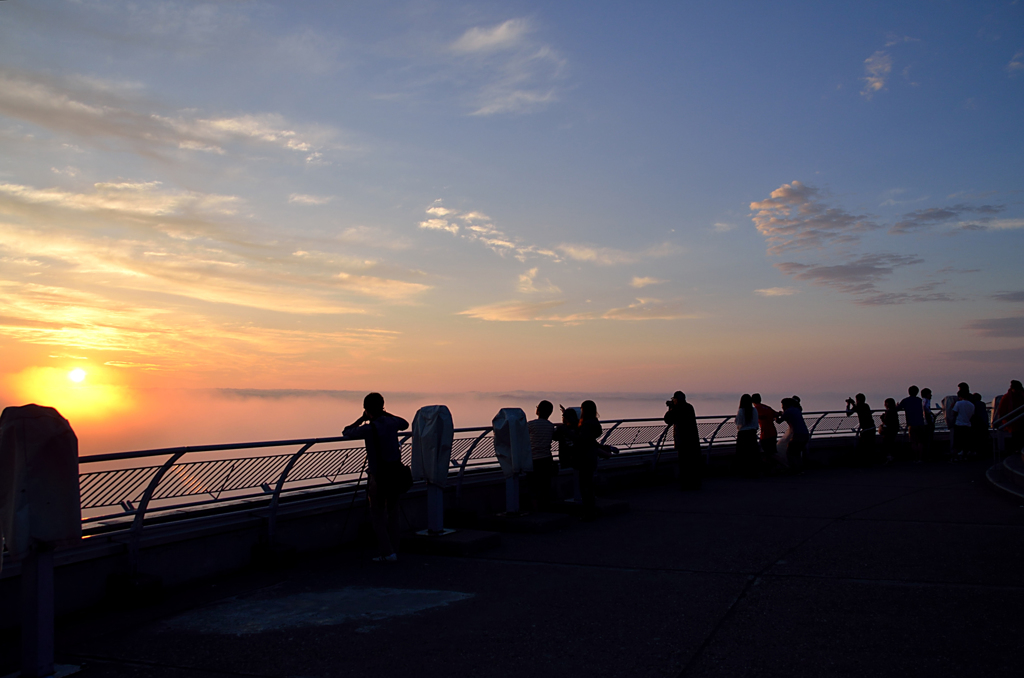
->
[1,1,1023,449]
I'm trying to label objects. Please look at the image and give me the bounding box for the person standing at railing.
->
[845,394,876,466]
[526,400,557,510]
[949,388,975,463]
[777,398,808,472]
[898,386,926,463]
[751,394,778,470]
[970,393,990,459]
[665,391,702,490]
[736,394,760,477]
[343,393,409,562]
[921,388,936,460]
[879,398,900,465]
[995,380,1024,458]
[576,400,603,520]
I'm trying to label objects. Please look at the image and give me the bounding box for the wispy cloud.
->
[451,19,530,54]
[750,181,879,253]
[518,268,560,294]
[288,193,333,206]
[754,287,797,297]
[556,242,679,265]
[631,276,665,289]
[458,299,566,322]
[1008,51,1024,75]
[992,291,1024,303]
[861,51,892,99]
[890,203,1005,234]
[773,254,954,305]
[447,18,565,116]
[945,347,1024,363]
[601,298,694,321]
[0,67,337,163]
[965,316,1024,338]
[0,181,431,323]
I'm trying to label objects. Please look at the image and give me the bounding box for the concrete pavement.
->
[7,458,1024,677]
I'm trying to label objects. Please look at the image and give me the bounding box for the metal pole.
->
[20,542,55,678]
[427,484,444,533]
[266,442,314,545]
[505,475,520,513]
[129,451,185,574]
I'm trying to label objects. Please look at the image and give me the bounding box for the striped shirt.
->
[527,418,555,460]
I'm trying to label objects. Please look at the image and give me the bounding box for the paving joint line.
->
[64,653,292,678]
[675,481,937,677]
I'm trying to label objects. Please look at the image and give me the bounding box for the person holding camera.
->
[343,393,409,562]
[845,394,876,465]
[665,391,702,490]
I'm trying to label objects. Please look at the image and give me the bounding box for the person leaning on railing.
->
[776,398,808,472]
[995,380,1024,457]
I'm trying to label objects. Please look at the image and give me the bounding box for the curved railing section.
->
[78,408,950,548]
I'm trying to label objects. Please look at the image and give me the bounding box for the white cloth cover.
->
[492,408,533,478]
[0,405,81,559]
[411,405,454,487]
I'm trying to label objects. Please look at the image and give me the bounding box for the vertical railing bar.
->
[457,429,493,501]
[128,452,186,574]
[265,442,316,546]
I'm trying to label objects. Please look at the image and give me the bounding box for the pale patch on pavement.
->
[162,587,474,635]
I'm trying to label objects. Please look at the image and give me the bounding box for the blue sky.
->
[1,0,1022,418]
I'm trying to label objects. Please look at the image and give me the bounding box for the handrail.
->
[73,407,950,552]
[993,403,1024,430]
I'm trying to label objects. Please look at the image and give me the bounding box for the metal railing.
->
[76,407,949,555]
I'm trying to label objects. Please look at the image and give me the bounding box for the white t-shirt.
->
[736,407,759,432]
[952,399,975,427]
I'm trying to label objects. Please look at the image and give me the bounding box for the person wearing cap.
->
[665,391,701,489]
[995,380,1024,457]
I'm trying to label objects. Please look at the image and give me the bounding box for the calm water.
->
[63,388,866,456]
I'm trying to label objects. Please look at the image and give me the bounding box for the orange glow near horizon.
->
[10,365,136,422]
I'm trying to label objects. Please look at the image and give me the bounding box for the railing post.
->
[705,417,730,461]
[652,424,671,470]
[266,442,315,546]
[456,429,491,502]
[128,451,185,574]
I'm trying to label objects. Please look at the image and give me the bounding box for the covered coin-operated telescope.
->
[412,405,454,534]
[492,408,532,514]
[0,404,81,678]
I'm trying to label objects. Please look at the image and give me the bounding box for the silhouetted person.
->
[995,380,1024,457]
[526,400,556,510]
[920,388,935,460]
[879,398,900,465]
[970,393,990,458]
[950,387,975,462]
[343,393,408,562]
[664,391,701,490]
[846,393,876,465]
[554,406,579,471]
[575,400,602,520]
[778,397,808,472]
[898,385,926,463]
[752,394,779,469]
[736,394,760,476]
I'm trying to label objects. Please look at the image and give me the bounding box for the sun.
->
[68,368,87,383]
